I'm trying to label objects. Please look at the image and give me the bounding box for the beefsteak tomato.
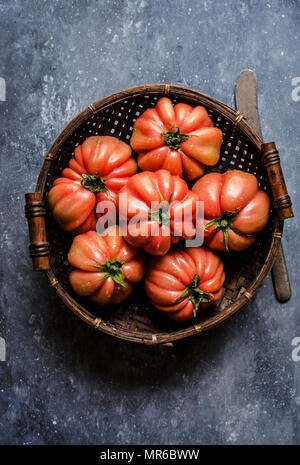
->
[118,169,199,255]
[130,97,223,180]
[145,247,225,321]
[68,226,146,305]
[48,136,137,233]
[192,170,270,252]
[48,172,97,234]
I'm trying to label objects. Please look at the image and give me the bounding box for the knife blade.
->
[235,69,291,302]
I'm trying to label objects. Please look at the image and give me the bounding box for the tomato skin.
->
[68,226,146,305]
[118,169,199,256]
[71,136,137,221]
[48,173,96,233]
[145,247,225,321]
[130,97,222,180]
[192,170,270,252]
[48,136,137,233]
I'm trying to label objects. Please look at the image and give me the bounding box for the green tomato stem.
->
[204,208,246,252]
[93,258,127,288]
[148,192,173,226]
[81,173,108,193]
[176,274,213,318]
[162,126,189,151]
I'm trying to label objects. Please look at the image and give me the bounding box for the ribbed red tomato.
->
[130,97,223,180]
[68,226,146,305]
[145,247,225,321]
[192,170,270,252]
[48,173,97,234]
[118,169,199,256]
[48,136,137,233]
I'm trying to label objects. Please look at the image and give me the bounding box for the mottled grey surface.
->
[0,0,299,445]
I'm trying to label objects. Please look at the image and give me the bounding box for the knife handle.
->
[262,142,294,220]
[271,241,291,302]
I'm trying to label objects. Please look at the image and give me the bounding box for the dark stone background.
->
[0,0,299,445]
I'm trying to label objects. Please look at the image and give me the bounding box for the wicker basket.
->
[25,84,292,345]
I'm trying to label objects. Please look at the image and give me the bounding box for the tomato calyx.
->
[148,192,172,226]
[176,274,213,318]
[93,258,127,288]
[81,173,108,193]
[162,126,189,151]
[204,208,247,252]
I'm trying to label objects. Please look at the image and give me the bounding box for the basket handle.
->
[25,193,50,271]
[261,142,294,220]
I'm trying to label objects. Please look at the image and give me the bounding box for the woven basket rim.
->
[36,83,282,345]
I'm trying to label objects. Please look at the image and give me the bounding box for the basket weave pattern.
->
[35,85,282,344]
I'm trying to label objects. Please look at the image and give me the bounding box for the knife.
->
[235,69,291,302]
